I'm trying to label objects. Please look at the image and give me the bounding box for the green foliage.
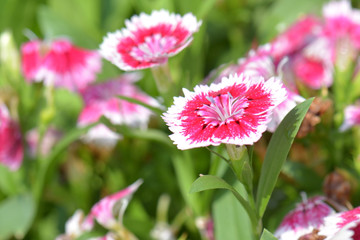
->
[0,193,35,239]
[256,98,313,218]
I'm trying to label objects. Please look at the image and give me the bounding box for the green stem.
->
[151,62,173,94]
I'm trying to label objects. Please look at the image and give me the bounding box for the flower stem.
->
[151,62,173,94]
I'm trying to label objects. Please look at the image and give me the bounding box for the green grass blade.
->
[256,98,313,218]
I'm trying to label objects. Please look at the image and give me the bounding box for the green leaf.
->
[213,188,254,240]
[33,123,99,204]
[260,229,278,240]
[256,98,313,218]
[99,116,174,148]
[190,175,256,226]
[116,95,165,115]
[172,152,203,216]
[0,193,35,239]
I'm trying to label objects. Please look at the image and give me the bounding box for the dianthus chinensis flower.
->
[100,9,202,71]
[78,73,159,146]
[21,38,101,92]
[0,104,23,171]
[163,74,287,150]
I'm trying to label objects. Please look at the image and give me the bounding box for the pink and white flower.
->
[319,207,360,239]
[340,105,360,131]
[274,196,334,240]
[84,179,143,229]
[0,104,23,171]
[322,0,360,66]
[291,37,334,89]
[56,210,92,240]
[270,15,322,62]
[78,73,159,146]
[26,127,62,157]
[163,74,287,150]
[100,9,202,70]
[21,39,101,92]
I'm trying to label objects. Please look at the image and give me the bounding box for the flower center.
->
[130,34,177,62]
[197,93,249,126]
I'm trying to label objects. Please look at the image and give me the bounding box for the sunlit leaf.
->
[256,98,313,218]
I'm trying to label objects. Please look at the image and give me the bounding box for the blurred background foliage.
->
[1,0,360,239]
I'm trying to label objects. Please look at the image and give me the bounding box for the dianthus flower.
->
[319,207,360,239]
[322,0,360,66]
[83,179,143,229]
[78,73,159,146]
[340,104,360,131]
[55,210,92,240]
[163,74,287,150]
[21,38,101,91]
[270,15,322,62]
[274,196,334,240]
[210,47,304,132]
[100,9,202,70]
[0,104,23,171]
[290,37,333,89]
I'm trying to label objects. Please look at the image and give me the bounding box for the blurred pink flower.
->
[274,196,334,240]
[83,179,143,229]
[100,9,201,70]
[56,210,92,240]
[78,73,159,145]
[270,15,322,62]
[163,74,287,150]
[322,0,360,66]
[0,104,23,171]
[26,127,62,157]
[21,39,101,91]
[319,207,360,239]
[287,31,334,89]
[340,105,360,131]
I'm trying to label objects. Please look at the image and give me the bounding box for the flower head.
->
[270,15,321,61]
[84,179,143,229]
[319,207,360,239]
[100,9,202,70]
[163,74,287,150]
[340,105,360,131]
[55,210,92,240]
[21,39,101,91]
[78,73,159,146]
[0,104,23,171]
[274,196,334,240]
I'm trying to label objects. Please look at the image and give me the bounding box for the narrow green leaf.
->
[260,229,278,240]
[99,116,174,148]
[0,193,35,239]
[33,123,99,204]
[190,175,257,226]
[116,95,165,115]
[172,152,203,216]
[256,98,313,218]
